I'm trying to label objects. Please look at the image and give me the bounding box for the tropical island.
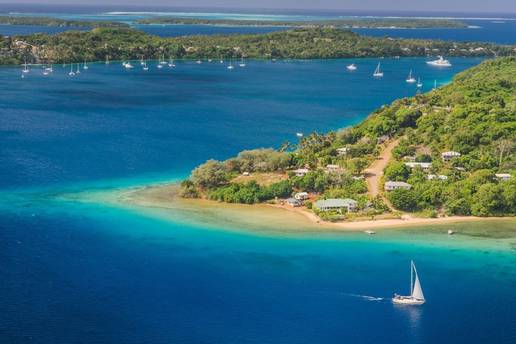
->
[1,27,514,65]
[135,17,469,29]
[156,57,515,226]
[0,16,129,29]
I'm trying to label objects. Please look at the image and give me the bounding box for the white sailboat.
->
[124,61,134,69]
[142,61,149,71]
[427,56,452,67]
[159,55,167,65]
[196,59,202,64]
[227,60,235,70]
[105,56,110,65]
[406,69,416,83]
[83,61,88,70]
[346,63,357,71]
[68,63,75,76]
[239,57,246,67]
[416,77,423,88]
[140,56,145,66]
[392,261,425,305]
[168,58,176,67]
[22,60,30,74]
[373,62,384,77]
[76,63,81,74]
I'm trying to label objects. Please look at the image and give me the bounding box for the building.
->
[294,192,309,200]
[286,198,302,207]
[495,173,511,181]
[404,162,432,171]
[384,181,412,191]
[377,135,390,144]
[427,174,448,181]
[315,198,358,212]
[293,168,310,177]
[326,164,344,173]
[336,147,349,156]
[442,151,461,161]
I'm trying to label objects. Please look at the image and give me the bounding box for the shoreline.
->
[103,182,515,232]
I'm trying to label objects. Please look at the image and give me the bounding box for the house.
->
[442,151,461,161]
[404,162,432,171]
[294,192,309,200]
[495,173,511,181]
[336,147,349,156]
[377,135,390,144]
[286,198,302,207]
[326,164,344,173]
[385,181,412,191]
[427,174,448,181]
[293,168,310,177]
[315,198,358,212]
[242,171,250,176]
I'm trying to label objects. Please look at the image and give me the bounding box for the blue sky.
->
[1,0,515,13]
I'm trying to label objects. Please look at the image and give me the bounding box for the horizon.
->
[0,1,515,15]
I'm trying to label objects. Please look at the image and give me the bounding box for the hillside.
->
[182,57,515,219]
[0,27,514,65]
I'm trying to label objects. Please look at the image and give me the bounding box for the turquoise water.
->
[1,48,515,342]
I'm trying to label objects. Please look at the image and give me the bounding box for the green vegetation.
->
[136,17,468,29]
[1,27,514,65]
[182,57,516,219]
[0,16,129,28]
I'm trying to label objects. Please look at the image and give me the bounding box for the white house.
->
[442,151,461,161]
[294,192,309,200]
[385,181,412,191]
[336,147,349,156]
[427,174,448,181]
[315,198,358,212]
[405,162,432,171]
[293,168,310,177]
[286,198,302,207]
[495,173,511,181]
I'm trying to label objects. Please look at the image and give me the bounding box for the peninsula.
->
[161,57,514,226]
[0,16,129,29]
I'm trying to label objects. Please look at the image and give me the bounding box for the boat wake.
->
[344,293,385,302]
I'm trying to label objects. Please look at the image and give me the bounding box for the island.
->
[135,17,469,29]
[121,57,515,228]
[0,16,129,29]
[1,27,514,65]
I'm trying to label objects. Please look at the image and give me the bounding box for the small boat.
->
[142,62,149,71]
[45,65,53,73]
[22,60,30,74]
[447,230,455,235]
[140,56,145,66]
[426,56,452,67]
[105,56,110,65]
[76,64,81,74]
[159,56,167,65]
[346,63,357,71]
[208,59,213,63]
[196,59,202,64]
[83,62,88,70]
[416,78,423,88]
[296,132,304,137]
[373,62,384,77]
[227,61,234,70]
[364,230,376,235]
[68,64,75,76]
[168,58,176,67]
[124,62,134,69]
[42,70,49,76]
[239,57,246,67]
[157,63,163,69]
[219,56,224,64]
[406,69,416,83]
[392,261,425,305]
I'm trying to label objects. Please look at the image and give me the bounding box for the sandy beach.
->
[103,183,514,232]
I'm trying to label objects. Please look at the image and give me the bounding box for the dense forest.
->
[0,27,514,65]
[182,57,515,219]
[136,17,468,29]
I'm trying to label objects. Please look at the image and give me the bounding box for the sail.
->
[411,265,425,300]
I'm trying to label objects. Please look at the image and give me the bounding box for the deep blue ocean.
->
[1,5,516,344]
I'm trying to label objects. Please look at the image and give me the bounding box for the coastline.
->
[96,182,515,233]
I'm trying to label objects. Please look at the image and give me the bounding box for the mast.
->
[410,260,414,296]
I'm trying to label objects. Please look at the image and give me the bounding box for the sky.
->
[1,0,515,14]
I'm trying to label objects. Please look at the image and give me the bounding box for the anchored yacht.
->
[427,56,452,67]
[346,63,357,71]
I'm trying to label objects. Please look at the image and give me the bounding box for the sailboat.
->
[227,60,235,70]
[22,60,30,74]
[83,61,89,70]
[416,77,423,88]
[159,55,167,65]
[142,61,149,71]
[76,63,81,74]
[406,69,416,83]
[392,261,425,305]
[373,62,383,77]
[105,56,110,65]
[196,59,202,64]
[168,58,176,67]
[239,57,246,67]
[140,56,145,66]
[68,63,75,76]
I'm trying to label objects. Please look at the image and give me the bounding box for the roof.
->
[442,151,461,156]
[287,198,301,203]
[295,192,309,196]
[495,173,511,178]
[385,181,412,187]
[405,162,432,168]
[293,168,309,173]
[315,198,357,208]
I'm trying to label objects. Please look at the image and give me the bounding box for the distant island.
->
[136,17,469,29]
[175,57,515,224]
[0,16,129,29]
[1,27,514,65]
